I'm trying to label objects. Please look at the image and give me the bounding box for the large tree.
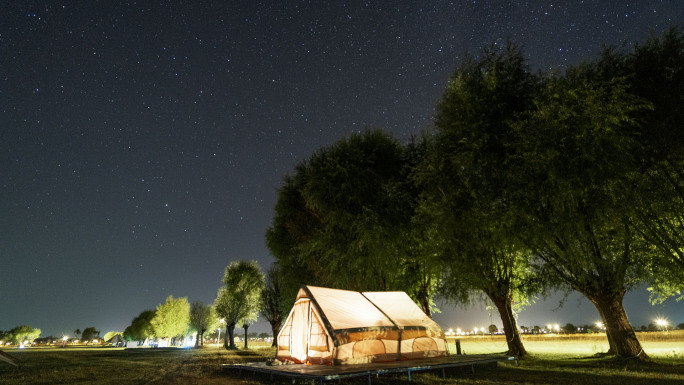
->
[260,263,285,347]
[514,56,651,359]
[618,28,684,302]
[214,260,264,350]
[267,130,441,315]
[123,310,156,343]
[189,301,216,347]
[421,44,540,357]
[8,325,41,345]
[151,295,190,344]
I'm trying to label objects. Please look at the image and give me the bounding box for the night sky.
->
[2,1,683,338]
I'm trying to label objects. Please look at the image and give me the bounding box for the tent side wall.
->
[331,327,446,364]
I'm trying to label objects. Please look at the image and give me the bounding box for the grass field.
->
[1,333,682,384]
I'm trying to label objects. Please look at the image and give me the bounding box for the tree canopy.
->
[267,129,441,315]
[151,295,190,341]
[7,325,41,345]
[123,310,156,342]
[81,327,101,342]
[189,301,216,347]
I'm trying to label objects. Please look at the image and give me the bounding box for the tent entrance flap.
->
[277,297,333,364]
[289,299,310,363]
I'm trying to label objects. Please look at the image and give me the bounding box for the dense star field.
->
[1,1,682,336]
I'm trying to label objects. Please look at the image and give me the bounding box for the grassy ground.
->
[1,334,682,384]
[456,330,683,358]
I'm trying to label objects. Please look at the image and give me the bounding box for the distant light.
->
[655,318,668,332]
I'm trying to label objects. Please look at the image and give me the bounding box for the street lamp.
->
[655,318,668,332]
[217,318,225,347]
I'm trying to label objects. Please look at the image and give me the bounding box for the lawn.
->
[1,333,682,384]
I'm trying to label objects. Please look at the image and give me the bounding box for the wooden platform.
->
[223,354,517,384]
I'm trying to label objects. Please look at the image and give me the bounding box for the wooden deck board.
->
[223,354,516,382]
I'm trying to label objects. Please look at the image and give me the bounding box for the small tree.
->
[123,310,156,343]
[151,295,190,345]
[488,324,498,334]
[260,263,285,347]
[81,327,100,343]
[563,323,577,334]
[214,260,265,350]
[189,301,216,347]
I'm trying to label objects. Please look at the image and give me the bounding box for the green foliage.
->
[123,310,155,342]
[267,129,441,315]
[214,260,265,348]
[81,327,100,342]
[516,66,652,296]
[421,43,540,356]
[189,301,216,333]
[102,331,123,342]
[189,301,216,346]
[620,27,684,302]
[151,295,190,339]
[7,325,41,344]
[260,264,285,333]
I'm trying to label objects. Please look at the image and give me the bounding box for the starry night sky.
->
[2,1,683,337]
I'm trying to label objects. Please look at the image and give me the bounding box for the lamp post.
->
[217,318,225,347]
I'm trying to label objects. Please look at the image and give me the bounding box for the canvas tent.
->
[106,334,126,347]
[0,350,18,366]
[277,285,446,365]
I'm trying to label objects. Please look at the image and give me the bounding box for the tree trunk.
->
[225,322,237,350]
[491,294,527,358]
[270,321,281,348]
[195,332,200,348]
[588,291,647,359]
[594,307,616,354]
[418,292,431,318]
[243,324,249,349]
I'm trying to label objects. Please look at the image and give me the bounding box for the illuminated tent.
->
[277,285,446,365]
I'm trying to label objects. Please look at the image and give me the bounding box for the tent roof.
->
[296,285,440,333]
[362,291,442,333]
[297,286,395,331]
